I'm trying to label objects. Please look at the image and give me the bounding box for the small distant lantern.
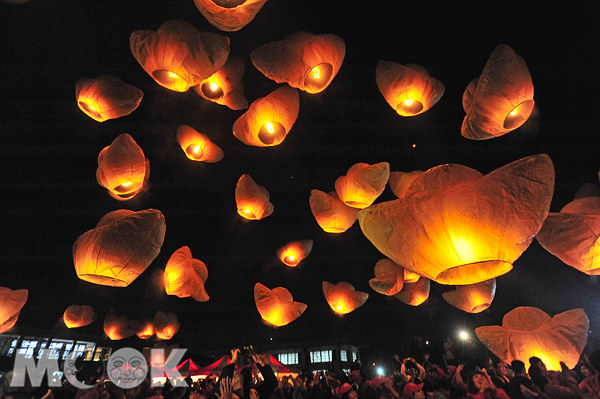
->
[309,190,359,233]
[96,133,150,201]
[73,209,166,287]
[75,75,143,122]
[442,279,496,313]
[177,125,224,163]
[276,239,313,267]
[475,307,589,371]
[403,269,421,284]
[394,278,430,306]
[134,318,155,339]
[0,287,28,334]
[254,283,306,327]
[63,305,97,328]
[335,162,390,209]
[233,86,299,147]
[251,31,345,94]
[322,281,368,315]
[130,20,230,92]
[192,0,268,32]
[164,246,209,302]
[369,259,405,296]
[462,44,535,140]
[193,56,249,110]
[236,174,274,220]
[388,171,423,198]
[376,61,444,117]
[154,311,180,340]
[104,309,136,340]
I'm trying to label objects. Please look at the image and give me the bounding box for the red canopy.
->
[262,353,300,374]
[190,356,234,377]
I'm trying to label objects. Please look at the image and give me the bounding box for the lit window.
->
[278,353,299,365]
[310,350,332,364]
[343,369,351,374]
[340,350,347,362]
[352,352,357,362]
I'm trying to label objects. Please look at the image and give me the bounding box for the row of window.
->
[277,350,358,365]
[0,335,110,361]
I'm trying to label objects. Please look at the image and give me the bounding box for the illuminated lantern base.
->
[258,122,286,145]
[303,63,333,93]
[335,162,390,209]
[177,125,224,163]
[63,305,97,328]
[396,99,424,116]
[442,279,496,313]
[185,144,205,160]
[277,239,313,267]
[236,174,274,220]
[201,81,224,99]
[503,99,535,130]
[322,281,368,315]
[78,102,103,120]
[152,70,190,92]
[254,283,307,327]
[310,190,359,233]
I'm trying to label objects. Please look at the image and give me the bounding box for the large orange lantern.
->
[104,309,136,340]
[73,209,166,287]
[164,246,209,302]
[276,239,313,267]
[442,279,496,313]
[134,318,155,339]
[322,281,368,315]
[192,0,268,32]
[335,162,390,209]
[388,171,423,198]
[63,305,97,328]
[462,44,535,140]
[177,125,224,163]
[236,174,273,220]
[393,278,430,306]
[96,133,150,201]
[154,311,180,340]
[193,56,248,110]
[0,287,28,334]
[233,86,299,147]
[251,32,345,94]
[254,283,306,327]
[369,259,404,296]
[475,307,588,371]
[403,269,421,284]
[359,155,554,285]
[376,61,444,117]
[309,190,359,233]
[75,75,143,122]
[130,20,230,92]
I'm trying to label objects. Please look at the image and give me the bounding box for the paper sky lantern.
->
[376,61,444,117]
[96,133,150,201]
[394,278,430,306]
[192,0,268,32]
[276,239,313,267]
[0,287,28,334]
[251,31,345,94]
[104,309,136,340]
[63,305,97,328]
[75,75,143,122]
[369,259,405,296]
[309,190,359,233]
[236,174,273,220]
[322,281,368,315]
[403,269,421,284]
[193,56,248,110]
[389,171,423,198]
[335,162,390,209]
[134,318,155,339]
[164,246,209,302]
[462,44,535,140]
[254,283,306,327]
[154,311,180,340]
[475,307,588,371]
[233,86,299,147]
[73,209,166,287]
[177,125,224,163]
[442,279,496,313]
[130,20,230,92]
[359,154,554,285]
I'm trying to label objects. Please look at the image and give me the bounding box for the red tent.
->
[262,353,300,375]
[175,358,201,377]
[190,356,234,377]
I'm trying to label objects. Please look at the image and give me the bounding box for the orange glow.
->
[177,125,223,163]
[335,162,390,209]
[236,174,274,220]
[76,75,143,122]
[277,239,313,267]
[168,72,179,79]
[254,283,306,327]
[63,305,97,328]
[309,190,359,233]
[311,65,321,80]
[404,99,413,106]
[369,259,405,296]
[136,322,155,339]
[0,287,28,334]
[104,309,136,340]
[192,0,268,32]
[209,81,219,91]
[403,269,421,284]
[265,122,275,134]
[164,246,209,302]
[509,108,517,116]
[443,279,496,313]
[193,56,248,110]
[154,311,180,340]
[394,278,430,306]
[323,281,368,315]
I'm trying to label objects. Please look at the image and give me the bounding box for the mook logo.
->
[10,347,188,389]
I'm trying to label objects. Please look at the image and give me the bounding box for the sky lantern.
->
[130,20,230,92]
[403,269,421,284]
[475,307,588,371]
[254,283,306,327]
[276,239,313,267]
[134,318,155,339]
[393,278,430,306]
[462,44,535,140]
[192,0,268,32]
[193,56,248,110]
[359,154,554,285]
[164,246,209,302]
[369,259,405,296]
[388,171,423,198]
[96,133,150,201]
[0,287,28,334]
[75,75,143,122]
[322,281,368,315]
[335,162,390,209]
[376,61,444,117]
[233,86,299,147]
[442,279,496,313]
[251,31,345,94]
[236,174,273,220]
[177,125,224,163]
[309,190,359,233]
[63,305,97,328]
[154,311,180,340]
[104,309,136,340]
[73,209,166,287]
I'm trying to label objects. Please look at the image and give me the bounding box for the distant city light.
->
[377,367,384,376]
[425,341,429,345]
[459,331,469,340]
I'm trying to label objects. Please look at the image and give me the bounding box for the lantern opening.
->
[152,70,190,92]
[258,121,286,145]
[201,81,224,99]
[304,63,333,92]
[112,181,143,197]
[283,255,298,267]
[471,303,491,313]
[397,99,424,116]
[78,101,102,119]
[503,99,535,129]
[435,260,513,285]
[185,144,205,160]
[239,208,257,219]
[77,274,130,288]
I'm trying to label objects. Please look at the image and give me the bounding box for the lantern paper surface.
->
[322,281,368,315]
[310,190,359,233]
[73,209,166,287]
[177,125,224,163]
[389,171,423,198]
[251,31,345,94]
[233,86,299,147]
[394,278,430,306]
[369,259,405,296]
[376,61,444,117]
[462,44,535,140]
[75,75,143,122]
[254,283,306,327]
[130,20,230,92]
[134,319,155,339]
[164,246,209,302]
[359,154,554,285]
[0,287,28,334]
[104,309,136,340]
[475,307,588,371]
[193,56,248,110]
[192,0,268,32]
[154,311,180,340]
[236,174,273,220]
[335,162,390,209]
[63,305,97,328]
[403,269,421,284]
[276,239,313,267]
[442,279,496,313]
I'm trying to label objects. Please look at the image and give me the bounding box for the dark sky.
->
[1,0,599,357]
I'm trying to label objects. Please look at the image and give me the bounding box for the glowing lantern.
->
[236,174,273,220]
[63,305,97,328]
[335,162,390,209]
[130,20,230,92]
[389,171,423,198]
[104,309,136,340]
[192,0,268,32]
[403,269,421,284]
[134,318,155,339]
[0,287,28,334]
[96,133,150,201]
[75,75,143,122]
[442,279,496,313]
[177,125,224,163]
[251,31,345,94]
[394,278,430,306]
[462,44,535,140]
[164,246,209,302]
[309,190,359,233]
[233,86,299,147]
[359,154,554,285]
[369,259,404,296]
[276,239,313,267]
[475,307,588,371]
[193,56,248,110]
[154,311,180,340]
[322,281,368,315]
[376,61,444,117]
[254,283,306,327]
[73,209,166,287]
